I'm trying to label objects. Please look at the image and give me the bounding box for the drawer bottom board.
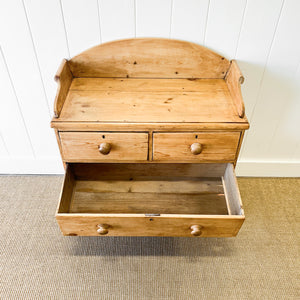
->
[69,179,228,215]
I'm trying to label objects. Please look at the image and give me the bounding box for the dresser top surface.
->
[56,78,247,124]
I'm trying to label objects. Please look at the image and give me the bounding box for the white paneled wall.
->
[0,0,299,176]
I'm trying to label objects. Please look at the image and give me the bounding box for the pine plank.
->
[56,163,245,237]
[153,132,240,161]
[68,38,230,78]
[70,78,225,92]
[70,177,226,215]
[59,78,243,123]
[75,179,224,194]
[70,191,228,215]
[60,132,148,161]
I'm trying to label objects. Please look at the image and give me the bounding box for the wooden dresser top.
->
[51,38,249,130]
[58,78,244,124]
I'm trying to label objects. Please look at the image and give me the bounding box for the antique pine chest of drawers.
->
[51,38,249,237]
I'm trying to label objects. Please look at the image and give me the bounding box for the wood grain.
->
[225,60,245,118]
[51,121,250,131]
[68,38,230,78]
[56,164,75,213]
[52,38,248,237]
[70,163,228,180]
[56,162,244,237]
[70,190,228,214]
[58,79,243,123]
[54,129,66,169]
[234,130,245,167]
[53,59,73,118]
[153,132,240,162]
[60,132,148,162]
[223,164,244,215]
[70,77,227,92]
[74,179,224,194]
[56,214,245,237]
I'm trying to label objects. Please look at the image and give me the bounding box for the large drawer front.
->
[56,163,244,237]
[153,132,240,161]
[56,216,244,237]
[60,132,148,161]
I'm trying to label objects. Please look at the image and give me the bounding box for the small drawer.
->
[56,163,244,237]
[59,132,148,161]
[153,132,240,161]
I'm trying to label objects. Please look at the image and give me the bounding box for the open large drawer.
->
[56,163,244,237]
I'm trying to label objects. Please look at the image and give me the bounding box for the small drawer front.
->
[60,132,148,161]
[153,132,240,161]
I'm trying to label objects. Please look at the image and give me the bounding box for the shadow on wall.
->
[65,236,236,257]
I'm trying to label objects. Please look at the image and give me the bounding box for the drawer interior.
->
[58,163,243,217]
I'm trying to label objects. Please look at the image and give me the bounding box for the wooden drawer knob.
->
[99,143,111,155]
[190,143,202,155]
[190,225,202,236]
[97,224,109,235]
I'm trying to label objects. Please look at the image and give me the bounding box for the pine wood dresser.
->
[51,38,249,237]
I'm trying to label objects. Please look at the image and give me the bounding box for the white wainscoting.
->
[0,0,300,176]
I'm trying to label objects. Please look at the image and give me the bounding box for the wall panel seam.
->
[0,132,9,156]
[59,0,71,58]
[247,0,285,123]
[266,53,300,156]
[134,0,137,37]
[203,0,210,46]
[253,0,290,159]
[96,0,103,44]
[22,0,51,117]
[234,0,248,59]
[238,0,286,159]
[169,0,174,38]
[0,47,35,157]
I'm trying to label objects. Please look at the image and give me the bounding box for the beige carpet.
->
[0,176,299,299]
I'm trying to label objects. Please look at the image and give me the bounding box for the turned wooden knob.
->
[190,143,202,155]
[97,224,109,235]
[99,143,111,155]
[190,225,202,236]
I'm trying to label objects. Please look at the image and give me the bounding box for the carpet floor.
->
[0,176,299,299]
